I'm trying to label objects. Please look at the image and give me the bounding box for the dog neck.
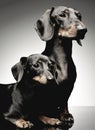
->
[42,37,75,83]
[42,37,73,60]
[17,75,38,91]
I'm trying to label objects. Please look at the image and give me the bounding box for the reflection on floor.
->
[0,107,95,130]
[70,106,95,130]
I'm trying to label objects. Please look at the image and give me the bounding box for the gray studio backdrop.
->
[0,0,95,106]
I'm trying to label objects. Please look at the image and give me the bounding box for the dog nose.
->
[47,75,53,80]
[81,28,87,34]
[46,71,54,80]
[77,28,87,39]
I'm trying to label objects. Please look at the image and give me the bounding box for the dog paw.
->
[47,118,61,126]
[15,119,33,128]
[60,113,74,122]
[59,113,74,128]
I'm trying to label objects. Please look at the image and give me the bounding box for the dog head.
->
[11,54,57,84]
[35,6,87,45]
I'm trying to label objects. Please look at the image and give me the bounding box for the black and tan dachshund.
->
[0,54,58,128]
[35,6,87,125]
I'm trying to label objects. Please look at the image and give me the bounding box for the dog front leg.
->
[38,115,61,126]
[4,107,33,128]
[59,103,74,127]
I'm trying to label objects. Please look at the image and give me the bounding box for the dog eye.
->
[59,12,66,17]
[75,12,82,20]
[32,63,39,68]
[48,63,54,69]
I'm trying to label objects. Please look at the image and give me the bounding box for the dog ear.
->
[35,7,55,41]
[20,57,28,66]
[11,57,28,82]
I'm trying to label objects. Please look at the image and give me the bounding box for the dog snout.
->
[75,20,86,30]
[33,72,54,85]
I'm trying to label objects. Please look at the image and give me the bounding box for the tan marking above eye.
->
[64,9,69,14]
[75,12,82,20]
[38,60,42,64]
[59,9,69,17]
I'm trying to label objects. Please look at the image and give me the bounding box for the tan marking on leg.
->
[39,115,61,125]
[15,119,33,128]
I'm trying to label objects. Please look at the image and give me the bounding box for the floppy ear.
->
[35,7,55,41]
[20,57,27,66]
[11,57,27,82]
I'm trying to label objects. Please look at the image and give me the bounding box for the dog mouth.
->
[75,28,87,45]
[58,27,87,45]
[33,75,47,84]
[58,25,77,38]
[77,29,87,39]
[33,73,54,84]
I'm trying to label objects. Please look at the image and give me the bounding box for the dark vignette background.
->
[0,1,95,129]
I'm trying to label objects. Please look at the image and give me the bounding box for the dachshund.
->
[35,6,87,125]
[0,54,58,128]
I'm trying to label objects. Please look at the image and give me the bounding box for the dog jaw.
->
[33,75,47,84]
[58,25,77,38]
[58,25,86,46]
